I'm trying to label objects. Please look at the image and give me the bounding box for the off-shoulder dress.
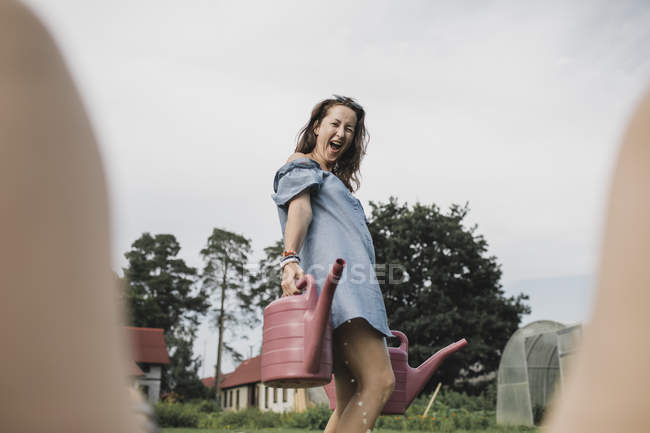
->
[272,157,392,339]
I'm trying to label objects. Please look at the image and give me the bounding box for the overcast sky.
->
[24,0,650,374]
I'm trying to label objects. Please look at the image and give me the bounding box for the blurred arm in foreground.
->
[546,87,650,432]
[0,1,143,432]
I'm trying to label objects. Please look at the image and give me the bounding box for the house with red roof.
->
[201,355,329,412]
[202,355,296,412]
[126,327,171,403]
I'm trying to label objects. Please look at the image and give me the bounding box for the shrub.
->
[304,404,332,430]
[197,412,220,429]
[247,408,281,429]
[406,388,495,415]
[215,408,250,428]
[191,399,221,414]
[197,404,331,430]
[153,402,201,428]
[438,416,456,432]
[283,410,310,429]
[375,408,496,431]
[198,407,283,429]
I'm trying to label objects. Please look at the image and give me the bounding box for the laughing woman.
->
[272,96,394,433]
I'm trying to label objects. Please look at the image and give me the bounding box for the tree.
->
[200,228,253,405]
[123,232,210,396]
[249,240,284,312]
[368,197,529,393]
[166,331,212,399]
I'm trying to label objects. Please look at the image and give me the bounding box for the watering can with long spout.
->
[324,330,468,414]
[261,259,345,388]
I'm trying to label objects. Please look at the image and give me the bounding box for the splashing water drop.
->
[363,418,367,425]
[350,378,355,383]
[358,401,363,407]
[363,411,367,416]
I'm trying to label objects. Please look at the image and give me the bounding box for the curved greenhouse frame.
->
[496,320,581,426]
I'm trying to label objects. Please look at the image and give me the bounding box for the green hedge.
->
[407,387,496,413]
[155,390,499,431]
[376,409,494,431]
[154,401,202,428]
[196,405,331,430]
[154,402,331,430]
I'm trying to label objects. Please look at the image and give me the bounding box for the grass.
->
[162,426,537,433]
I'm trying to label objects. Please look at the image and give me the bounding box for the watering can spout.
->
[304,259,345,373]
[406,338,468,405]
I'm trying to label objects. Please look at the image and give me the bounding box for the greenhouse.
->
[496,320,582,426]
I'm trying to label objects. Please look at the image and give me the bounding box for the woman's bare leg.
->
[0,2,141,432]
[545,89,650,432]
[326,318,395,433]
[324,329,361,433]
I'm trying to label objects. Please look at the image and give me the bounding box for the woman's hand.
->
[281,262,305,297]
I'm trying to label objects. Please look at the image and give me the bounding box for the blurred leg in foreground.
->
[0,1,141,432]
[546,87,650,432]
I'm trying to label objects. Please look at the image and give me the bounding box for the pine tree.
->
[200,228,253,405]
[123,232,210,396]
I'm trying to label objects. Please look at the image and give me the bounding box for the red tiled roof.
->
[126,327,170,365]
[202,356,261,389]
[201,368,229,388]
[221,356,261,388]
[201,376,218,387]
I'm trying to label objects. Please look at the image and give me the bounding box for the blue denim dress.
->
[272,157,392,339]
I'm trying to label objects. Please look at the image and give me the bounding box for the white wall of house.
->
[221,385,248,411]
[135,364,163,403]
[258,383,295,413]
[220,383,298,412]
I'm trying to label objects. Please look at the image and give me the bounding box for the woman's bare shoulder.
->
[286,152,310,163]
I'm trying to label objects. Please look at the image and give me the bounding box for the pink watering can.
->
[261,259,345,388]
[324,330,468,414]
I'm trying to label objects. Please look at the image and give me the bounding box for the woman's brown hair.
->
[295,95,369,192]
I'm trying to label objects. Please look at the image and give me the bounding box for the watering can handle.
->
[296,276,309,292]
[390,330,408,351]
[295,275,317,303]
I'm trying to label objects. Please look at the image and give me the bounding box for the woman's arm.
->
[280,154,314,296]
[284,190,313,255]
[281,190,312,296]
